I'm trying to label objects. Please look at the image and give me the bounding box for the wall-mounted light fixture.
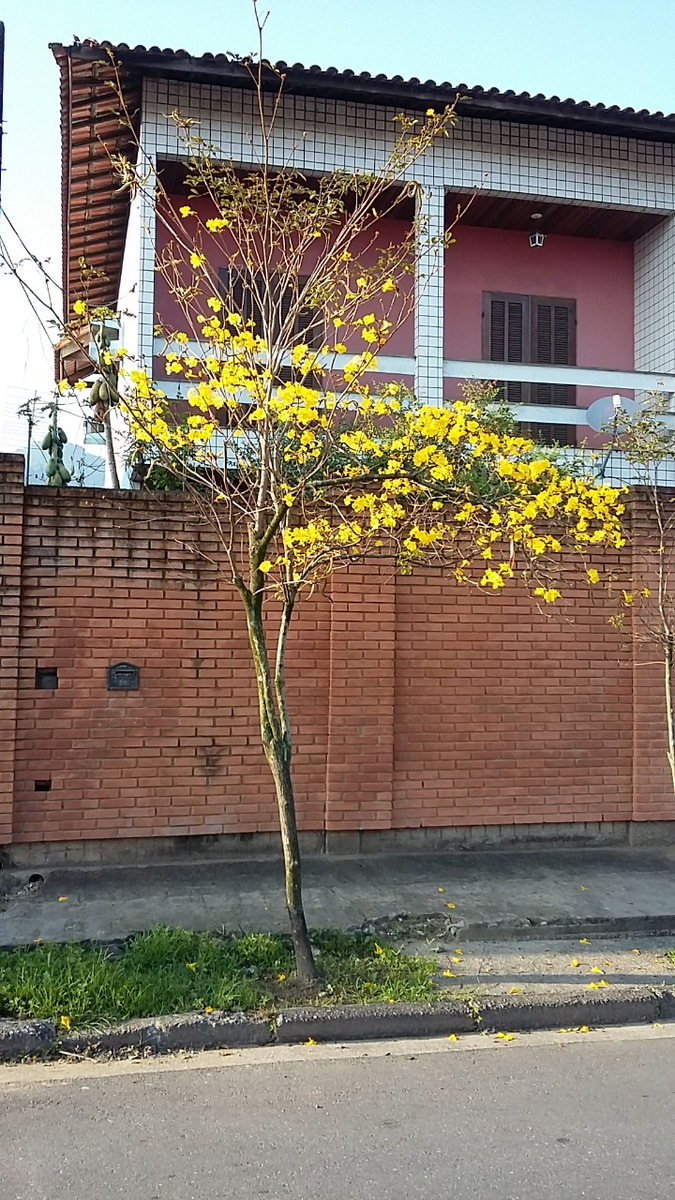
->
[529,212,546,249]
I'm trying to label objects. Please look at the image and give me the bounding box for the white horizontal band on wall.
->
[153,340,675,393]
[511,404,592,426]
[442,358,675,392]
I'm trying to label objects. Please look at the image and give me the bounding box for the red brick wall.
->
[630,501,674,822]
[11,484,330,843]
[1,463,672,846]
[392,572,633,828]
[0,456,25,841]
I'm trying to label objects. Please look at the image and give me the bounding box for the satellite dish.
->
[585,394,641,434]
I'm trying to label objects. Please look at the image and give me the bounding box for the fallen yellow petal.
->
[495,1032,515,1042]
[570,959,581,968]
[558,1027,571,1034]
[445,902,456,909]
[58,896,68,902]
[579,938,591,945]
[452,957,462,964]
[438,888,445,893]
[277,973,287,982]
[580,885,589,891]
[590,966,602,974]
[454,948,464,955]
[598,979,610,987]
[509,987,522,995]
[632,948,642,955]
[304,1038,317,1046]
[374,944,384,955]
[442,970,456,977]
[60,1015,71,1030]
[578,1025,591,1033]
[204,1006,214,1015]
[448,1033,458,1042]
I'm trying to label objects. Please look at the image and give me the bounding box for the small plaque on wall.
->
[107,662,140,691]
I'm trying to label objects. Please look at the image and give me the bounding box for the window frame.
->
[481,290,577,446]
[481,291,577,373]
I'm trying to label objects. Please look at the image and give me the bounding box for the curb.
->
[276,1001,475,1043]
[362,912,675,943]
[1,986,674,1063]
[449,915,675,942]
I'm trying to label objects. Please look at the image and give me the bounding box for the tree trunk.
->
[104,409,121,489]
[664,634,675,795]
[264,737,320,984]
[243,594,320,985]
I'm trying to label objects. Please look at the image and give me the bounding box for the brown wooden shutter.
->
[482,291,577,447]
[530,297,576,406]
[294,275,323,349]
[276,275,323,384]
[518,420,576,447]
[217,267,251,333]
[482,292,529,404]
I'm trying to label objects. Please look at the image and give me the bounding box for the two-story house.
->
[52,40,675,483]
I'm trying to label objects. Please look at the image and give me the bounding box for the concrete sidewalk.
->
[2,845,675,948]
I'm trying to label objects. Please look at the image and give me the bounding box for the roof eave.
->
[52,41,675,144]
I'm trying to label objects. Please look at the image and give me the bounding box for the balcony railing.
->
[152,339,675,482]
[442,360,675,393]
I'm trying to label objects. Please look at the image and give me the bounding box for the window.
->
[482,292,577,445]
[217,270,323,383]
[84,417,105,444]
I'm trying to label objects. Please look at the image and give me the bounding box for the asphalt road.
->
[2,1028,675,1199]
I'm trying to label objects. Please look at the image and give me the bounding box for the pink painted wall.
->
[153,193,635,440]
[154,195,414,360]
[444,225,634,370]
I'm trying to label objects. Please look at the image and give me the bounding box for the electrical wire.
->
[0,208,63,294]
[0,234,57,343]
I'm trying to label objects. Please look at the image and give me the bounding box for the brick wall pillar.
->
[325,563,396,832]
[631,492,675,821]
[0,455,25,844]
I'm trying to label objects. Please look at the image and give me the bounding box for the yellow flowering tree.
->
[93,23,627,983]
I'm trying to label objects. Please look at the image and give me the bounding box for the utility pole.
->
[17,393,39,482]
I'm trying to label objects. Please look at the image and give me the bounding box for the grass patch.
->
[0,928,436,1028]
[666,949,675,966]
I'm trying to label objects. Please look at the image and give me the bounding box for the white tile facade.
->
[635,216,675,376]
[414,186,445,403]
[141,79,675,210]
[134,77,675,419]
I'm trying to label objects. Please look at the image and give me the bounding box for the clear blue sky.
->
[2,0,675,444]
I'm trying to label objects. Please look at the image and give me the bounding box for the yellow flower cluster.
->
[120,327,626,599]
